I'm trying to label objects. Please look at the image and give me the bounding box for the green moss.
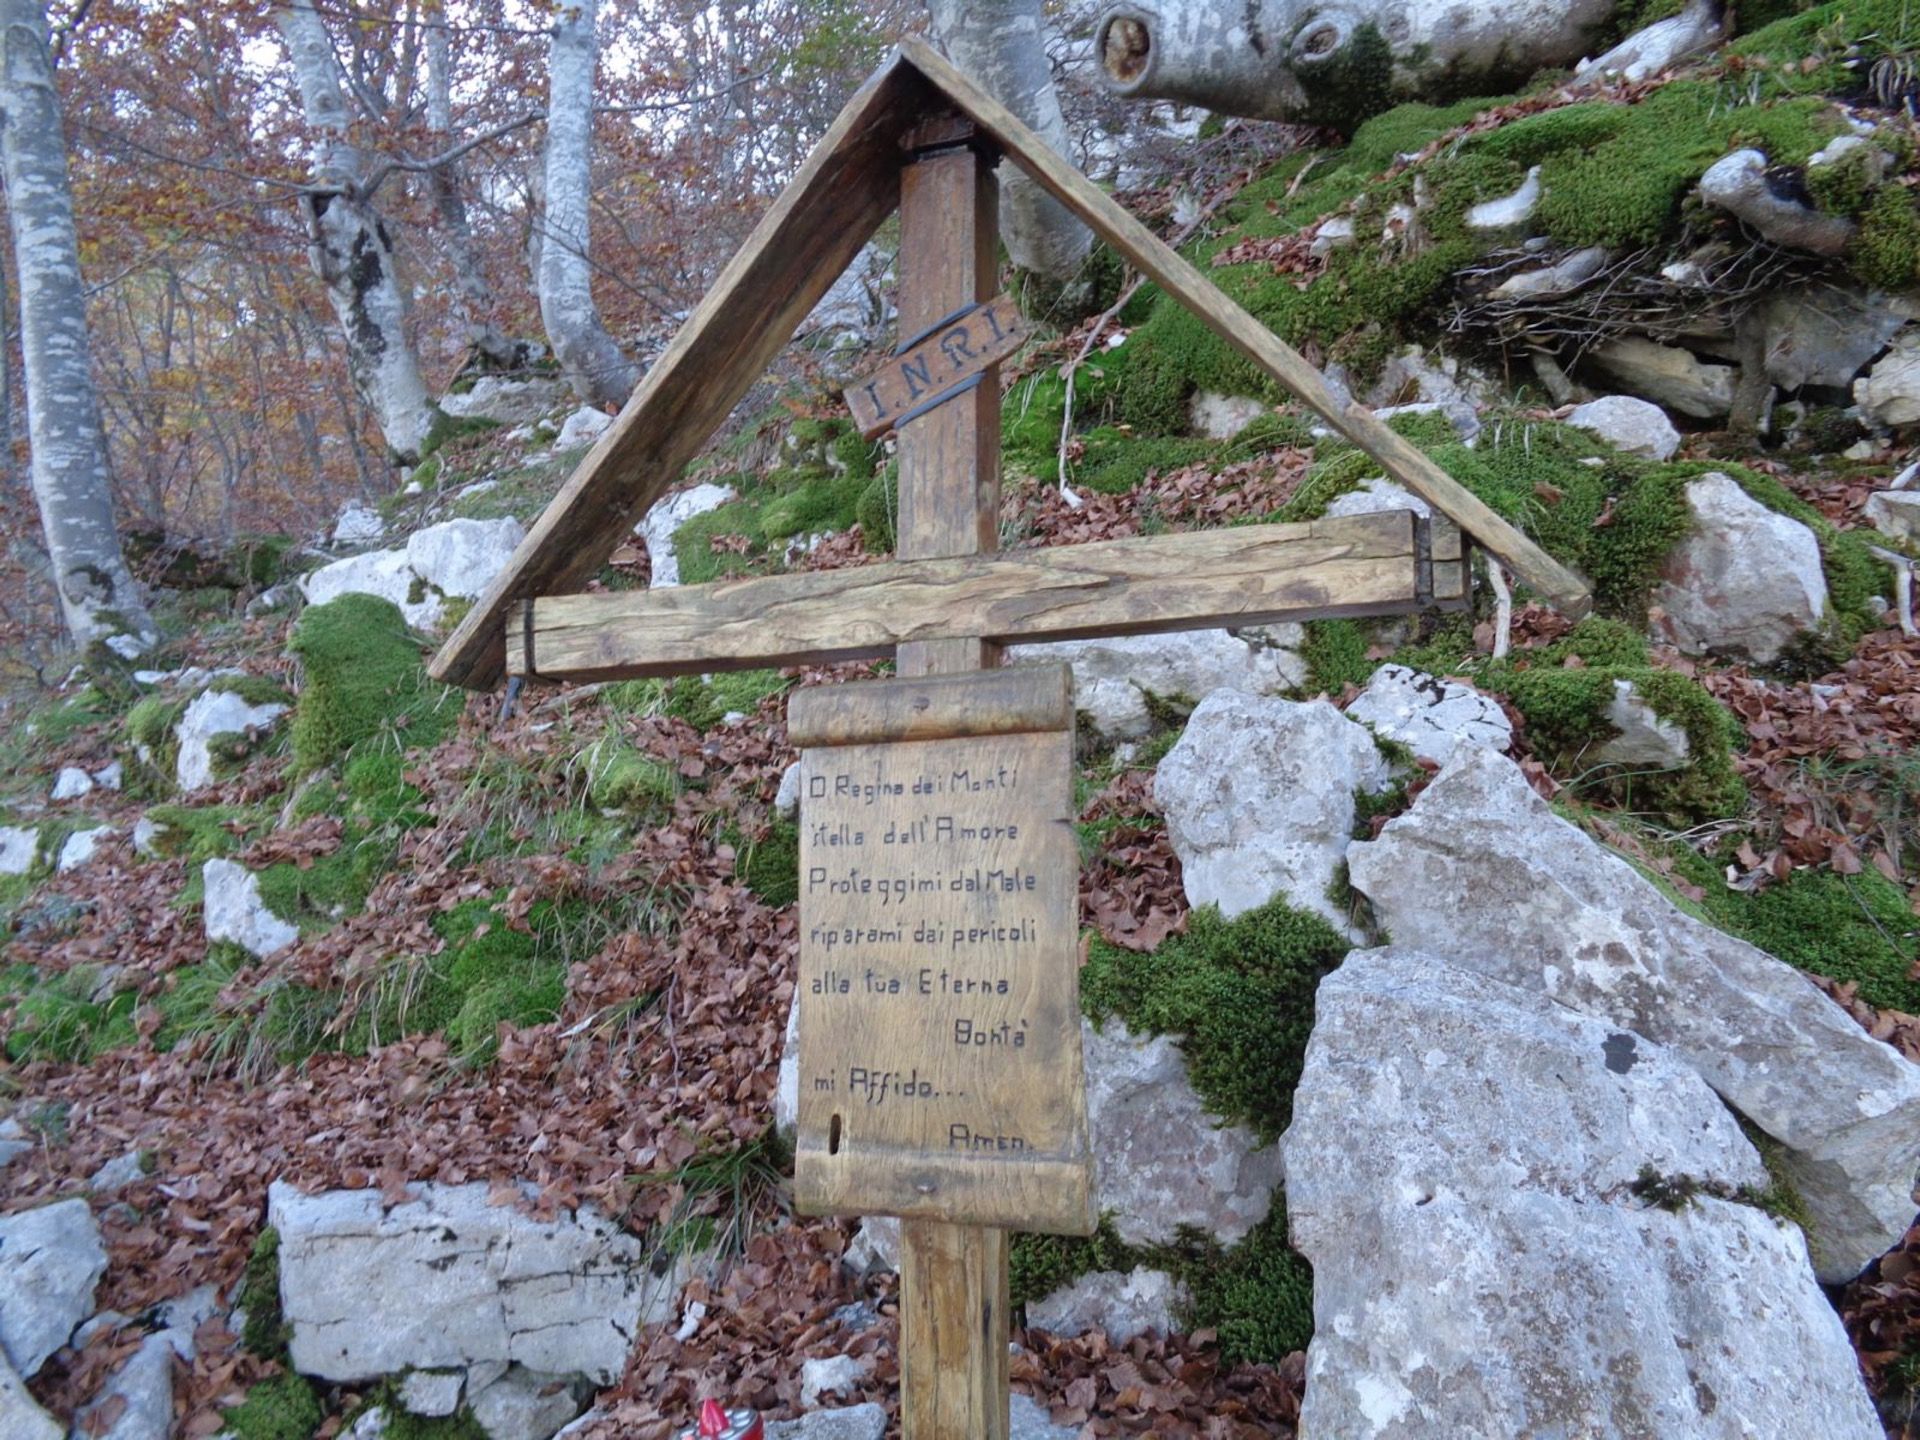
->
[1301,620,1375,695]
[1851,185,1920,294]
[1183,1208,1315,1364]
[256,843,387,932]
[220,1373,323,1440]
[854,464,898,551]
[238,1227,289,1359]
[4,967,137,1063]
[739,820,800,908]
[126,695,188,782]
[1082,900,1351,1144]
[288,595,463,773]
[1009,1209,1313,1366]
[139,805,268,861]
[1009,1218,1140,1309]
[1687,859,1920,1013]
[1736,1119,1818,1234]
[418,408,500,462]
[1293,21,1398,135]
[584,743,679,814]
[353,896,568,1059]
[30,685,121,745]
[378,1403,490,1440]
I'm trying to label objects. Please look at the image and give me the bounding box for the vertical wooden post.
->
[892,122,1011,1440]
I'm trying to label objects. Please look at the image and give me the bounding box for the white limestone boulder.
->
[1566,395,1682,461]
[303,517,524,629]
[0,1197,107,1377]
[1591,336,1736,419]
[440,376,570,426]
[57,827,114,873]
[1866,488,1920,544]
[1083,1017,1281,1247]
[1594,679,1691,768]
[1858,328,1920,427]
[331,500,386,546]
[1189,392,1270,440]
[1344,665,1511,767]
[554,408,613,450]
[1322,475,1431,522]
[175,688,289,793]
[800,1354,868,1408]
[1759,285,1906,393]
[0,826,38,876]
[75,1332,175,1440]
[1347,747,1920,1281]
[1155,691,1390,933]
[638,482,738,588]
[765,1405,887,1440]
[1652,473,1829,664]
[0,1351,58,1440]
[1027,1266,1186,1345]
[1283,947,1882,1440]
[269,1179,688,1385]
[468,1365,588,1440]
[202,859,299,958]
[1010,627,1306,741]
[52,766,93,801]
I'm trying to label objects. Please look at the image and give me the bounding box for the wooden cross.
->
[431,40,1590,1440]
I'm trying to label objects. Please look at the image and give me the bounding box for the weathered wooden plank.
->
[845,293,1028,440]
[876,139,1017,1440]
[511,510,1420,683]
[900,1221,1009,1440]
[891,39,1592,621]
[429,53,921,691]
[788,666,1072,749]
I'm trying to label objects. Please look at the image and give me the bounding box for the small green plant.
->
[634,1128,790,1262]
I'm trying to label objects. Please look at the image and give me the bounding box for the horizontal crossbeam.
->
[509,510,1455,683]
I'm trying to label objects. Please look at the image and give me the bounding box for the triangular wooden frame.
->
[431,38,1589,693]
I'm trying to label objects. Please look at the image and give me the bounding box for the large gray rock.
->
[1084,1018,1281,1247]
[0,1350,58,1440]
[468,1366,588,1440]
[765,1404,886,1440]
[1027,1266,1186,1344]
[1343,665,1511,768]
[1858,328,1920,427]
[175,688,288,792]
[1760,285,1907,393]
[1593,679,1692,768]
[302,517,525,630]
[0,826,38,875]
[1284,947,1882,1440]
[1652,473,1830,664]
[75,1332,175,1440]
[1155,691,1389,934]
[1009,1394,1078,1440]
[57,826,113,873]
[1010,627,1306,741]
[0,1198,107,1376]
[1866,488,1920,545]
[1347,747,1920,1281]
[1566,394,1682,461]
[440,376,570,426]
[1700,150,1857,258]
[203,859,300,958]
[270,1180,687,1385]
[1591,336,1736,419]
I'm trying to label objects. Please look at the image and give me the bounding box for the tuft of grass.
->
[634,1128,790,1262]
[4,967,137,1063]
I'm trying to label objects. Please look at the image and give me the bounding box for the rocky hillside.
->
[4,6,1920,1438]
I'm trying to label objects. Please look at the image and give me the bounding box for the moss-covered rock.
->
[220,1372,323,1440]
[1082,899,1351,1144]
[287,594,463,774]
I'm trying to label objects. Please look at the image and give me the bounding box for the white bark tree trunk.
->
[929,0,1092,284]
[425,10,521,371]
[278,0,442,463]
[538,0,639,410]
[0,0,154,650]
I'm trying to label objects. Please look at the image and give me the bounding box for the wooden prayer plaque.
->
[845,293,1029,440]
[788,666,1095,1236]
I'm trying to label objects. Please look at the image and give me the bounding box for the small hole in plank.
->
[829,1114,843,1156]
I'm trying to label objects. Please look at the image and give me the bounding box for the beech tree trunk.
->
[425,9,521,372]
[0,0,154,650]
[538,0,639,410]
[928,0,1092,284]
[278,0,442,463]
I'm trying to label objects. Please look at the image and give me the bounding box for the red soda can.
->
[679,1399,764,1440]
